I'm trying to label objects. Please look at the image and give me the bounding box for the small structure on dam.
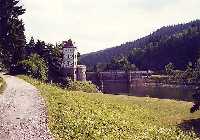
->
[86,71,153,94]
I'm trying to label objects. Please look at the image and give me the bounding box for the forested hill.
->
[80,20,200,71]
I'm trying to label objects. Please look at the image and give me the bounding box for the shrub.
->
[20,54,48,81]
[165,62,174,75]
[0,77,6,94]
[0,62,5,72]
[67,80,99,93]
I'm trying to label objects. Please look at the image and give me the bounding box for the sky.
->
[21,0,200,54]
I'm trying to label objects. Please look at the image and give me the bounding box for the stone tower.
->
[62,39,78,81]
[77,65,86,81]
[62,39,86,81]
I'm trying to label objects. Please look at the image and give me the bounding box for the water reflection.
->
[129,85,195,102]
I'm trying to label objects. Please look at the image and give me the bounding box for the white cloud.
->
[21,0,200,54]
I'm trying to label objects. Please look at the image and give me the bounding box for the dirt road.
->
[0,75,53,140]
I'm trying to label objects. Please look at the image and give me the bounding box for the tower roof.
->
[63,39,77,48]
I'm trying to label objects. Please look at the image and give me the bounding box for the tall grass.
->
[67,81,100,93]
[19,75,200,140]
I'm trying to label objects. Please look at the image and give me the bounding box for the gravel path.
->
[0,75,53,140]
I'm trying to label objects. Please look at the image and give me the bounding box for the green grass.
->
[19,75,200,140]
[68,81,99,93]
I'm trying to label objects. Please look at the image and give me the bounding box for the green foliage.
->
[0,0,26,72]
[171,70,185,84]
[106,57,137,71]
[191,88,200,113]
[183,62,195,84]
[190,59,200,113]
[19,75,200,140]
[25,39,63,82]
[165,62,174,75]
[0,61,5,71]
[77,52,81,65]
[67,80,99,93]
[193,58,200,85]
[164,59,200,85]
[20,54,48,81]
[93,57,138,72]
[94,63,108,72]
[0,76,6,94]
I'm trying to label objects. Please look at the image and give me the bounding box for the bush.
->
[20,54,48,81]
[0,62,5,72]
[0,77,6,94]
[67,80,99,93]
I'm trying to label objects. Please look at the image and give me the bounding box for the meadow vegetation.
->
[19,75,200,140]
[67,80,99,93]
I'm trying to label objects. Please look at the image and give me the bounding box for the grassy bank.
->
[19,75,200,140]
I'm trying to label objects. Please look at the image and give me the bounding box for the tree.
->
[20,54,48,81]
[165,62,174,75]
[191,87,200,113]
[107,56,137,71]
[25,37,35,56]
[183,62,194,84]
[25,40,63,82]
[193,58,200,85]
[80,20,200,71]
[190,58,200,113]
[95,63,108,72]
[0,0,26,72]
[77,52,81,65]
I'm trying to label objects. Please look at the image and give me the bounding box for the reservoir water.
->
[128,85,195,101]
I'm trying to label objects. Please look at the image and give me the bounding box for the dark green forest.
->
[80,20,200,71]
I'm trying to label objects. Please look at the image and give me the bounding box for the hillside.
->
[19,75,200,140]
[80,20,200,71]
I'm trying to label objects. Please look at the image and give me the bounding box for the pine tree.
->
[0,0,26,72]
[26,37,36,55]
